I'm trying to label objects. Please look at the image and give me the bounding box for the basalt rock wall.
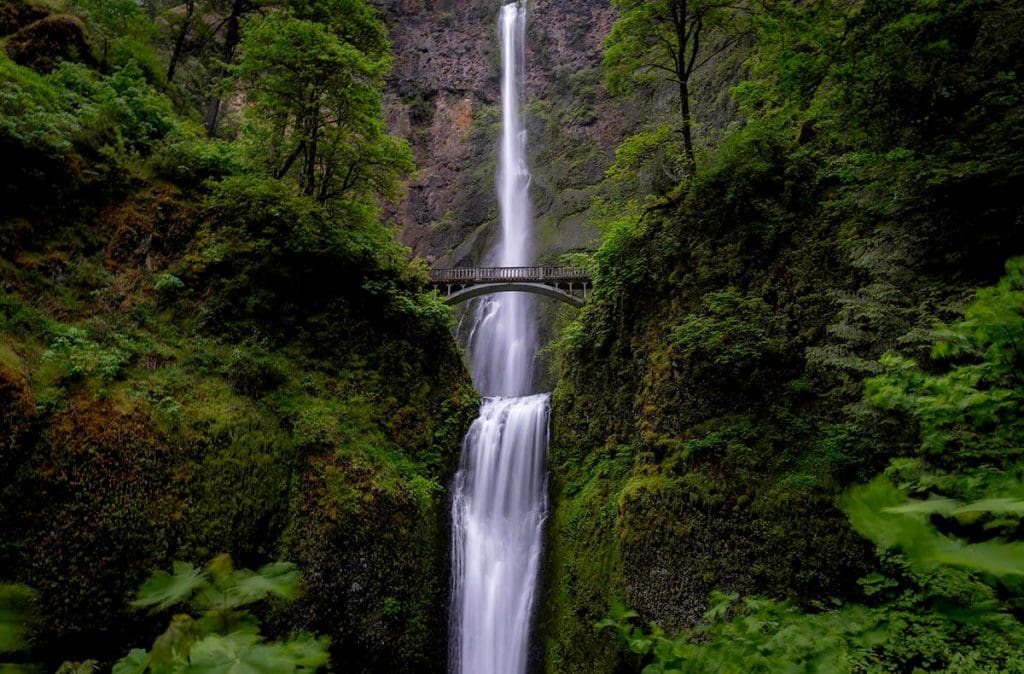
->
[376,0,623,265]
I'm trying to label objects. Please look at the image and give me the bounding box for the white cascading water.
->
[450,3,549,674]
[464,0,536,399]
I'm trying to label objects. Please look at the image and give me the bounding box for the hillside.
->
[0,1,474,670]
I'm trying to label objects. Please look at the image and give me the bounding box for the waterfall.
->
[450,3,548,673]
[465,0,536,398]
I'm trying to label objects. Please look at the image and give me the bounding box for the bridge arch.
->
[442,282,584,307]
[429,266,592,308]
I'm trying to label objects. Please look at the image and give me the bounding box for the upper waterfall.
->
[466,1,537,398]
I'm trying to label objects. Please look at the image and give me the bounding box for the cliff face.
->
[377,0,622,264]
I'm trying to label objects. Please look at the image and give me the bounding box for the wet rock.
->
[376,0,619,263]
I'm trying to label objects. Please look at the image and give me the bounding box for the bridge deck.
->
[429,266,592,307]
[429,266,591,284]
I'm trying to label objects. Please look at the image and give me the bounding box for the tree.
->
[604,0,750,176]
[203,0,266,136]
[164,0,197,83]
[73,0,146,66]
[232,9,412,208]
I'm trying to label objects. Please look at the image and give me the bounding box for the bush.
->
[225,348,286,398]
[115,555,329,674]
[42,325,128,385]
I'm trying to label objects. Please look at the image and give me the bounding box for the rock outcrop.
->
[377,0,622,264]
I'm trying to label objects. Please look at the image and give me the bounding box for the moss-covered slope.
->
[0,2,475,670]
[537,1,1024,671]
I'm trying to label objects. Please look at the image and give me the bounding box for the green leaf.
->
[629,636,653,654]
[883,496,958,516]
[112,649,148,674]
[953,498,1024,516]
[132,562,208,611]
[932,540,1024,576]
[186,633,293,674]
[229,563,300,606]
[280,634,330,670]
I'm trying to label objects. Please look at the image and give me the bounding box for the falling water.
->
[464,0,536,398]
[450,3,549,674]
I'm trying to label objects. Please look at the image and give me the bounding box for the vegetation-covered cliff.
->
[0,0,475,670]
[539,0,1024,671]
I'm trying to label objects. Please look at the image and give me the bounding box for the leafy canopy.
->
[233,6,413,208]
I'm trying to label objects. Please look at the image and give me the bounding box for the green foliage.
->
[0,1,472,671]
[154,273,183,292]
[844,477,1024,577]
[0,56,79,155]
[117,555,327,674]
[606,126,688,196]
[148,132,242,187]
[671,288,785,368]
[550,2,1024,671]
[132,561,208,611]
[603,0,746,97]
[597,259,1024,672]
[867,258,1024,463]
[603,0,750,174]
[232,6,412,208]
[600,594,885,674]
[224,348,285,398]
[0,585,35,655]
[0,55,177,161]
[42,325,128,384]
[71,0,146,59]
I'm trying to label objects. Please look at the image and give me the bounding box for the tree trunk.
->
[166,1,196,84]
[275,141,306,180]
[304,118,319,197]
[678,78,696,176]
[205,0,246,137]
[673,0,696,176]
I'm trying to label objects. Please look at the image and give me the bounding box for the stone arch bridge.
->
[429,266,592,307]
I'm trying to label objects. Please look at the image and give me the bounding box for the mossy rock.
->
[615,470,872,630]
[283,453,451,673]
[0,343,34,473]
[100,186,199,268]
[1,396,180,662]
[0,0,47,37]
[5,14,94,73]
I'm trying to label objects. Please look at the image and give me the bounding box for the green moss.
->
[0,339,34,472]
[539,461,628,674]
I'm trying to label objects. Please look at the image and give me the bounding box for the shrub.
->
[115,555,330,674]
[42,325,128,385]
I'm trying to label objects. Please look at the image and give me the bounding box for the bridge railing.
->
[429,266,591,284]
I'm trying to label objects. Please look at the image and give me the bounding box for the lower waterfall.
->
[449,395,549,674]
